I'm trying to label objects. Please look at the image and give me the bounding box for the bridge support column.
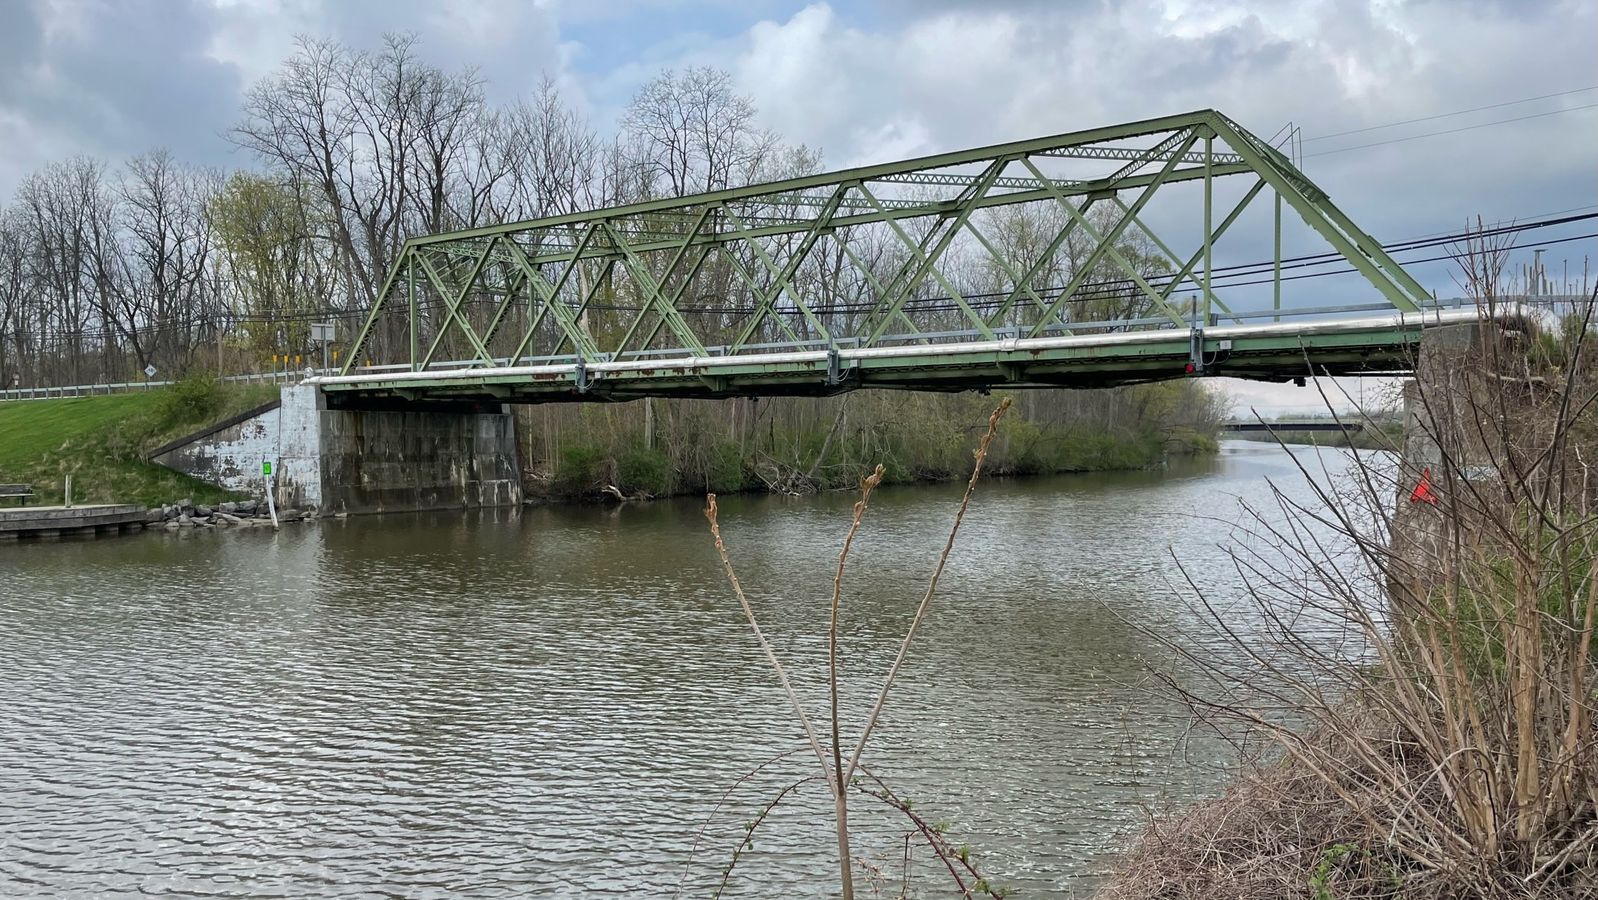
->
[152,385,523,515]
[278,385,522,515]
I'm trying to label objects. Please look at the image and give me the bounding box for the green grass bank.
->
[0,378,277,507]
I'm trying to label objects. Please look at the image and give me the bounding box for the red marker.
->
[1409,467,1438,505]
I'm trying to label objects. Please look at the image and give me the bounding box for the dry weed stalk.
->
[701,397,1013,898]
[1104,285,1598,900]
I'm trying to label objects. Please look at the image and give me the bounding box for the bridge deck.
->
[311,310,1474,405]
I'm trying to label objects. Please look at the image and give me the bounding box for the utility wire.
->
[1303,84,1598,142]
[1387,204,1598,244]
[5,213,1594,341]
[1304,102,1598,158]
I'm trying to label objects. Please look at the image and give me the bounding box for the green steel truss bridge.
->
[321,109,1470,405]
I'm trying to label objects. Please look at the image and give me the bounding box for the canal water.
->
[0,441,1362,897]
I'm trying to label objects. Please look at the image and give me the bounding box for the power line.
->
[1304,102,1598,158]
[1158,213,1597,283]
[1303,85,1598,142]
[1184,230,1597,294]
[4,213,1594,342]
[1387,204,1598,244]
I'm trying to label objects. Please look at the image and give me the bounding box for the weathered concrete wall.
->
[1391,317,1543,591]
[276,385,324,509]
[317,402,521,514]
[150,405,276,493]
[149,385,324,509]
[151,385,521,514]
[1392,322,1485,574]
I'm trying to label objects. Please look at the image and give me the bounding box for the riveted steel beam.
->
[340,108,1433,382]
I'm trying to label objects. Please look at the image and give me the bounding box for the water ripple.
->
[0,442,1355,896]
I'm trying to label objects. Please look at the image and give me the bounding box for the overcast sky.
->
[2,0,1594,413]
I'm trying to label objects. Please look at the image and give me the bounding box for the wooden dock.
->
[0,505,149,540]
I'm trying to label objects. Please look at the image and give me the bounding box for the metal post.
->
[1273,190,1282,322]
[408,256,418,373]
[1203,133,1213,325]
[265,472,279,529]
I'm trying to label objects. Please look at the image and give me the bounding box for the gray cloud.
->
[0,0,246,184]
[716,2,1594,287]
[0,0,570,194]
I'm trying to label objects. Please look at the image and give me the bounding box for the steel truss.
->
[339,109,1431,394]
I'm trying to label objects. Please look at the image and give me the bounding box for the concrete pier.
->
[0,505,147,540]
[151,384,522,516]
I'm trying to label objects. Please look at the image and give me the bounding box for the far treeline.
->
[0,33,1231,485]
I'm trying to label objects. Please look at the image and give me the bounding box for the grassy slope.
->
[0,383,278,507]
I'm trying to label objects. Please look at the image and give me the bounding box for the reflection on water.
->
[0,442,1359,896]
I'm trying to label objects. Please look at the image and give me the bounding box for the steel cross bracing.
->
[327,109,1438,404]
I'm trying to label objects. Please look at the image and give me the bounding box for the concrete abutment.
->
[152,384,521,515]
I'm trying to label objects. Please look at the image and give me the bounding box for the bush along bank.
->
[519,383,1227,503]
[1099,306,1598,899]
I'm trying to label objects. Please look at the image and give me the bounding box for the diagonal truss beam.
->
[857,165,1004,345]
[1021,135,1200,335]
[341,108,1433,378]
[727,184,852,352]
[1204,113,1425,312]
[980,127,1203,332]
[416,240,499,368]
[502,231,604,362]
[721,206,837,351]
[605,215,711,357]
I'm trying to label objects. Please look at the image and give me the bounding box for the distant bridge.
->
[315,108,1475,406]
[1223,421,1366,433]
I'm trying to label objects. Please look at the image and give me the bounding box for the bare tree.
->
[496,76,603,221]
[210,171,341,362]
[622,66,778,197]
[96,150,223,375]
[13,157,108,384]
[0,210,27,387]
[232,36,365,308]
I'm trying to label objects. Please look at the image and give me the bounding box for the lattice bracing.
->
[334,109,1434,400]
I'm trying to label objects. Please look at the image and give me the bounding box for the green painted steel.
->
[318,310,1461,404]
[333,108,1436,403]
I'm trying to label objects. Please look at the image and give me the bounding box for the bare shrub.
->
[1103,287,1598,899]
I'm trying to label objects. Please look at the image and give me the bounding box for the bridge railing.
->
[3,296,1577,402]
[324,294,1551,376]
[0,370,290,404]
